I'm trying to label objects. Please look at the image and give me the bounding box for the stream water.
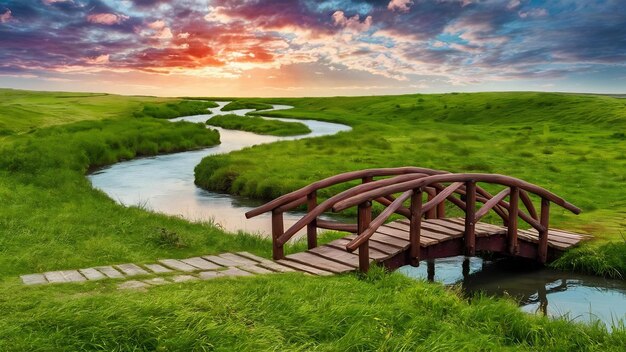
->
[88,103,625,330]
[89,102,351,236]
[399,256,626,330]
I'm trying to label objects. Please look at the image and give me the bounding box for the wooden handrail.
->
[474,187,511,222]
[331,173,581,214]
[374,197,411,218]
[421,182,463,215]
[316,219,357,232]
[346,190,413,251]
[245,167,447,218]
[520,190,538,220]
[275,173,429,246]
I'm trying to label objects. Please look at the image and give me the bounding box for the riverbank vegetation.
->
[133,100,217,119]
[207,114,311,136]
[221,100,274,111]
[195,92,626,276]
[0,89,624,349]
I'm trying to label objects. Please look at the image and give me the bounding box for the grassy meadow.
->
[0,88,625,350]
[207,114,312,136]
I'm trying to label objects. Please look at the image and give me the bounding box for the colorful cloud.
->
[0,0,624,96]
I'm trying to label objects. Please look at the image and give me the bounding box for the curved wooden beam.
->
[245,167,447,218]
[421,182,464,215]
[276,173,430,245]
[474,187,511,222]
[346,190,414,252]
[332,173,581,215]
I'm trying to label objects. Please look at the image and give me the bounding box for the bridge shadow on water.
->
[398,256,626,330]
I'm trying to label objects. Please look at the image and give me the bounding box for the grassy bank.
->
[133,100,217,119]
[194,92,626,275]
[221,100,274,111]
[207,114,312,136]
[0,89,624,349]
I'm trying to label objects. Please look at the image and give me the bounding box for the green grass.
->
[0,89,625,349]
[1,269,624,351]
[194,92,626,274]
[221,100,274,111]
[207,114,311,136]
[133,100,217,119]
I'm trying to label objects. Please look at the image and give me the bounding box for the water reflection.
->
[399,256,626,329]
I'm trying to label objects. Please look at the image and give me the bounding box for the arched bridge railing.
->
[246,167,581,272]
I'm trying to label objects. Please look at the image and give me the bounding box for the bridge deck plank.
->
[343,234,405,255]
[377,227,438,246]
[386,221,459,243]
[285,252,356,273]
[370,231,412,249]
[325,238,390,261]
[275,259,334,276]
[307,245,361,268]
[397,219,465,237]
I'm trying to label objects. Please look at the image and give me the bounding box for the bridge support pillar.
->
[538,198,550,263]
[427,260,435,281]
[307,191,317,250]
[464,181,476,256]
[508,187,519,255]
[357,200,372,272]
[409,189,423,266]
[271,210,285,260]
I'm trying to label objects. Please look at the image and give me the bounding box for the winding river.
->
[88,102,626,330]
[89,102,351,236]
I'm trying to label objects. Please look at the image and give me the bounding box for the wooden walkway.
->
[246,167,593,273]
[277,218,590,274]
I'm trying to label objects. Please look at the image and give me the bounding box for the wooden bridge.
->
[246,167,591,274]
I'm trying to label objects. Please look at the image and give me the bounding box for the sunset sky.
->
[0,0,624,97]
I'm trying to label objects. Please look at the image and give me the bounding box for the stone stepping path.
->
[19,252,333,290]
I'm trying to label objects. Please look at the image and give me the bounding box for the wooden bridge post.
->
[357,200,372,272]
[436,187,446,219]
[425,189,437,219]
[427,260,435,281]
[307,191,317,250]
[464,181,476,256]
[538,198,550,263]
[271,210,285,260]
[409,189,423,266]
[508,187,519,255]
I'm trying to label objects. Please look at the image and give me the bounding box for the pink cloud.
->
[146,20,173,40]
[147,20,166,30]
[87,13,129,25]
[0,9,11,23]
[388,0,413,12]
[332,11,372,32]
